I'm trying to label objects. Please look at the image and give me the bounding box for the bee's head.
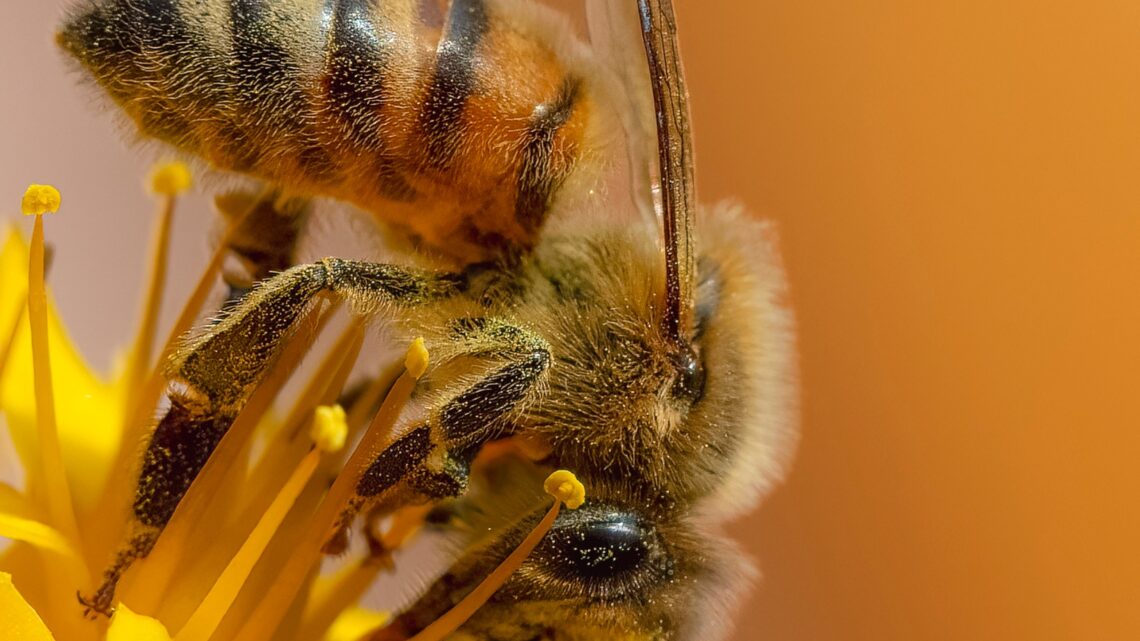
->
[379,486,753,641]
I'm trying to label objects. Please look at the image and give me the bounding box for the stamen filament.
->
[345,359,405,435]
[174,447,321,641]
[25,212,82,556]
[404,470,585,641]
[380,504,432,552]
[234,338,429,641]
[124,190,177,413]
[296,504,429,641]
[296,561,382,641]
[237,320,364,523]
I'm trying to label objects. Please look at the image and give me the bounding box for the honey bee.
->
[59,0,797,638]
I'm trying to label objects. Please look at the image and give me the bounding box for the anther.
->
[148,161,192,196]
[402,470,586,641]
[312,404,348,453]
[21,184,61,216]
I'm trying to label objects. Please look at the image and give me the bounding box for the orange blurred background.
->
[3,1,1140,640]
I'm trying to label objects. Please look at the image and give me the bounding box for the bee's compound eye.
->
[540,512,652,580]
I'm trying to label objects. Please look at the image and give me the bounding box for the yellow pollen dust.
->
[20,184,61,216]
[311,404,348,452]
[148,161,192,196]
[544,469,586,509]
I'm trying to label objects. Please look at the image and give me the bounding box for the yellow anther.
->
[405,337,430,379]
[543,470,585,509]
[404,469,585,641]
[20,184,61,216]
[148,161,192,196]
[311,404,348,453]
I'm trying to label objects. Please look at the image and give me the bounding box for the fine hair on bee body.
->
[58,0,797,639]
[58,0,618,263]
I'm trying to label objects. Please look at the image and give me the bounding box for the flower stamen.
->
[403,471,586,641]
[234,338,429,641]
[124,162,189,415]
[234,320,365,535]
[20,185,61,217]
[296,502,429,641]
[22,185,83,557]
[172,405,346,641]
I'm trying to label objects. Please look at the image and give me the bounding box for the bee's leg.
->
[327,319,551,556]
[81,259,463,617]
[213,189,310,312]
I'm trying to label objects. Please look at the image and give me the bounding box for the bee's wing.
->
[585,0,660,240]
[589,0,697,343]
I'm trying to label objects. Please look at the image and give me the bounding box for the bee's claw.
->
[76,590,114,620]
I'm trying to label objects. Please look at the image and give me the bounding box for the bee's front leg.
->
[80,259,463,617]
[325,318,551,557]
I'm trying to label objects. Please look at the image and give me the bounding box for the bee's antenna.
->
[638,0,696,347]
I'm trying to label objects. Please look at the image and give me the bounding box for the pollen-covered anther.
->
[405,337,430,379]
[544,470,586,509]
[400,470,589,641]
[20,184,61,216]
[148,161,192,196]
[312,404,348,453]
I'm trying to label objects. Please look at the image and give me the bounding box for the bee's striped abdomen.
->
[58,0,594,260]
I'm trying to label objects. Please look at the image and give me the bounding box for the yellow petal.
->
[324,607,389,641]
[0,226,28,381]
[0,228,124,511]
[0,483,75,558]
[0,571,57,641]
[108,603,172,641]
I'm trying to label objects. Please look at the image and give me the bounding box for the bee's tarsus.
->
[82,528,159,621]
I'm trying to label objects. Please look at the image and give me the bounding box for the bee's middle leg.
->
[326,319,551,555]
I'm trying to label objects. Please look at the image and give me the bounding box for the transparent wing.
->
[584,0,661,241]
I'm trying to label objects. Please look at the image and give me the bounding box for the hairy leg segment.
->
[81,258,463,616]
[327,317,552,556]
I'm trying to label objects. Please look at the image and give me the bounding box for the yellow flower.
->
[0,176,584,641]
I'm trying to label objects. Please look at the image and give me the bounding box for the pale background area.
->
[4,1,1140,640]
